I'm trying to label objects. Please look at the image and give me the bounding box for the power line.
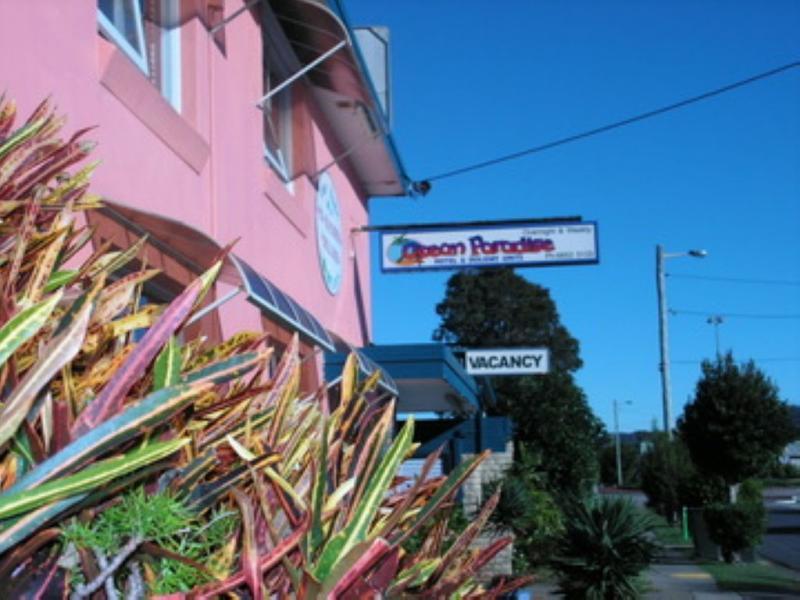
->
[673,357,800,365]
[670,309,800,320]
[668,273,800,286]
[422,61,800,183]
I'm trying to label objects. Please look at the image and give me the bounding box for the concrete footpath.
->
[520,563,742,599]
[646,563,741,599]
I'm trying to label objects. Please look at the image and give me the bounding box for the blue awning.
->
[357,344,479,415]
[232,256,335,352]
[325,347,399,397]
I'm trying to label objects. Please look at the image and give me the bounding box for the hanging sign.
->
[381,221,598,272]
[465,348,550,376]
[316,172,343,295]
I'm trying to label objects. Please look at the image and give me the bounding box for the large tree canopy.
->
[433,268,604,496]
[678,353,797,486]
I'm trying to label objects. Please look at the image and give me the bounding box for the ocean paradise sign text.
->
[380,221,598,272]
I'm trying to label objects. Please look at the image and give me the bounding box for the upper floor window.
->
[262,64,293,182]
[97,0,182,112]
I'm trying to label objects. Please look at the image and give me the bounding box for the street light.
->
[656,244,707,439]
[614,399,632,488]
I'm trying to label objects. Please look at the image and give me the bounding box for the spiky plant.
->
[551,496,657,599]
[0,95,532,598]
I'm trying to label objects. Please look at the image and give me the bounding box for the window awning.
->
[231,255,334,351]
[92,201,334,351]
[265,0,409,196]
[141,0,411,196]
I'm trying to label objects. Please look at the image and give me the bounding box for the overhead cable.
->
[667,273,800,286]
[670,309,800,320]
[421,61,800,183]
[673,357,800,364]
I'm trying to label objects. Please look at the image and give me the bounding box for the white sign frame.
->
[380,221,598,272]
[316,172,343,295]
[465,348,550,376]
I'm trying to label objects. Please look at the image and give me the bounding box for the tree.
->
[600,441,642,488]
[678,353,796,497]
[434,268,581,373]
[433,268,604,496]
[639,432,726,522]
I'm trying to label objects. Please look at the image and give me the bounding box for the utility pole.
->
[614,399,623,487]
[707,315,724,358]
[655,245,706,439]
[656,245,673,440]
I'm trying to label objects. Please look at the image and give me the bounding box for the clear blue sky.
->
[345,1,800,433]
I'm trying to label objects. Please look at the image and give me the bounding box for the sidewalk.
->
[647,563,741,599]
[519,562,742,599]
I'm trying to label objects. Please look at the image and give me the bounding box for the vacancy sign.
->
[465,348,550,376]
[380,221,598,272]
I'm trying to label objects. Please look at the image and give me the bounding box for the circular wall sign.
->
[315,172,343,295]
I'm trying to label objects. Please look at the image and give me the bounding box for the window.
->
[98,0,182,112]
[98,0,148,73]
[262,62,293,182]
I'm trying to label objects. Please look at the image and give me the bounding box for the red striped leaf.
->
[72,262,220,435]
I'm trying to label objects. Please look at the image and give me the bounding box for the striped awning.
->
[94,201,334,352]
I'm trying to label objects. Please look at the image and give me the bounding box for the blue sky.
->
[345,1,800,432]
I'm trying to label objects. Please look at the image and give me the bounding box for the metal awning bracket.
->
[209,0,265,34]
[185,286,244,327]
[256,39,347,108]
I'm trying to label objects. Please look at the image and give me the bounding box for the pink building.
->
[1,0,408,390]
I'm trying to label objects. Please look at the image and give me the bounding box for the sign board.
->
[380,221,598,273]
[465,348,550,376]
[316,172,343,295]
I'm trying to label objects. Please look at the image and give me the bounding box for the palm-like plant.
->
[551,496,657,599]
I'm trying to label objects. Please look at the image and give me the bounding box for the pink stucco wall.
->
[0,1,373,347]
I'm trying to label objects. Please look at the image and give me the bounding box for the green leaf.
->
[389,558,441,594]
[153,336,181,391]
[43,269,78,293]
[392,449,490,548]
[0,118,45,159]
[182,351,265,387]
[308,417,330,558]
[0,290,92,449]
[9,382,210,494]
[97,235,148,277]
[0,497,86,555]
[313,417,414,581]
[0,290,62,369]
[0,438,188,519]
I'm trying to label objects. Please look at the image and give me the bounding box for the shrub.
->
[677,469,728,508]
[640,433,729,522]
[640,433,690,522]
[703,501,765,563]
[484,447,563,572]
[0,96,533,598]
[550,496,657,599]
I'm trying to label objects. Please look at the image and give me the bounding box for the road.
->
[760,500,800,572]
[601,486,800,573]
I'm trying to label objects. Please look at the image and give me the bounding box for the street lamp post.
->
[656,244,707,439]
